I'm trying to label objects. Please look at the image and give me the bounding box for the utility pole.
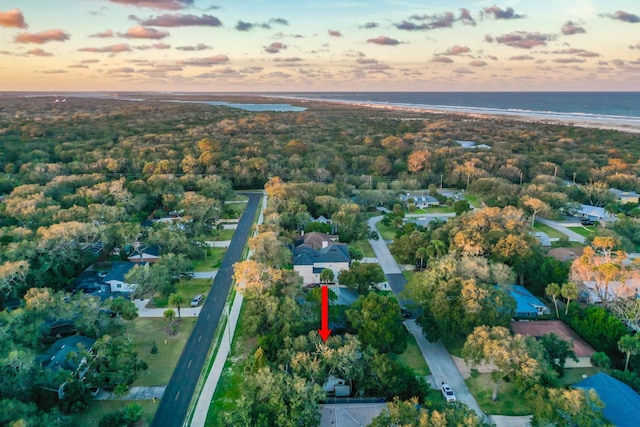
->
[440,173,443,189]
[520,172,523,185]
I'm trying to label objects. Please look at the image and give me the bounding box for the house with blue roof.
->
[574,373,640,427]
[503,284,550,318]
[104,261,139,293]
[293,232,350,285]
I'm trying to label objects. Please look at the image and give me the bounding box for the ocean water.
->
[271,92,640,125]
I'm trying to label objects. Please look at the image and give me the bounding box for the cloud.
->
[469,60,487,67]
[396,10,475,30]
[367,36,400,46]
[630,43,640,49]
[553,48,599,57]
[80,59,100,63]
[495,31,553,49]
[78,44,132,54]
[356,57,378,64]
[439,45,470,56]
[136,42,171,50]
[273,57,302,62]
[90,29,115,38]
[106,0,194,10]
[109,67,136,74]
[180,54,229,66]
[600,10,640,23]
[328,29,342,37]
[269,18,288,26]
[27,48,53,57]
[561,21,586,35]
[360,22,378,29]
[430,56,454,63]
[509,55,534,60]
[68,64,89,69]
[265,42,287,54]
[134,13,222,27]
[483,6,524,20]
[0,8,27,28]
[15,29,70,44]
[41,69,67,74]
[119,26,169,39]
[552,58,586,64]
[176,43,210,51]
[484,34,494,43]
[453,68,474,74]
[235,20,253,31]
[459,8,476,26]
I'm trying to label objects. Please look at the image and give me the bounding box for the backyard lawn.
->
[423,206,454,214]
[533,222,566,239]
[556,367,600,387]
[465,373,532,416]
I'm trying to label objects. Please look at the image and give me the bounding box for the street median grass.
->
[465,373,532,416]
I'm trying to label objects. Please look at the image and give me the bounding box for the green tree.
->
[338,263,386,295]
[546,282,562,318]
[370,396,486,427]
[85,335,148,391]
[618,334,640,372]
[347,245,364,261]
[529,386,607,427]
[560,282,579,315]
[105,297,138,320]
[346,293,408,354]
[169,292,186,319]
[99,403,143,427]
[590,352,611,369]
[415,247,427,270]
[539,333,577,376]
[453,199,471,216]
[319,268,334,284]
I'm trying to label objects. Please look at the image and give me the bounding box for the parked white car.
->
[441,383,456,403]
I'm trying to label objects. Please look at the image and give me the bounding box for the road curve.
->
[150,193,261,427]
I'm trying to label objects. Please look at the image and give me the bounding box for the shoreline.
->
[265,95,640,134]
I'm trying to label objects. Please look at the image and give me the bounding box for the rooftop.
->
[503,284,548,315]
[511,320,595,357]
[575,373,640,427]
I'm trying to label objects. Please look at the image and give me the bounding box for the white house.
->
[608,188,640,204]
[292,232,350,285]
[400,193,439,208]
[576,204,607,221]
[103,262,139,293]
[580,278,640,304]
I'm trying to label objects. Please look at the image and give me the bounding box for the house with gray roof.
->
[293,232,350,285]
[608,188,640,205]
[104,261,139,293]
[400,193,439,209]
[574,373,640,427]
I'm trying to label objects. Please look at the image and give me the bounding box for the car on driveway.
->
[441,383,456,403]
[580,218,595,226]
[191,294,203,307]
[401,307,412,318]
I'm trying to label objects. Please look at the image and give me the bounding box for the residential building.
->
[576,204,607,221]
[292,232,350,285]
[503,284,550,317]
[104,261,139,293]
[575,373,640,427]
[608,188,640,204]
[128,244,161,263]
[580,278,640,305]
[511,320,595,368]
[400,193,439,208]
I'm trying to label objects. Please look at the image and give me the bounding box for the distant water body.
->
[271,92,640,126]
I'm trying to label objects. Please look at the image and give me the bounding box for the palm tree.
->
[561,282,579,315]
[320,268,334,284]
[618,334,640,372]
[415,247,427,270]
[169,292,185,319]
[426,239,446,260]
[546,283,561,318]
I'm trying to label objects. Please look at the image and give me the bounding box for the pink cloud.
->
[176,43,210,51]
[107,0,194,10]
[440,45,470,56]
[600,10,640,23]
[469,60,487,67]
[356,58,378,64]
[509,55,534,60]
[109,67,136,74]
[265,42,286,53]
[495,31,552,49]
[27,48,53,57]
[561,21,586,35]
[78,44,132,54]
[15,29,70,44]
[0,8,27,28]
[119,26,169,39]
[430,56,454,63]
[367,36,400,46]
[328,29,342,37]
[135,13,221,27]
[80,59,100,64]
[180,55,230,66]
[90,29,114,38]
[553,58,586,64]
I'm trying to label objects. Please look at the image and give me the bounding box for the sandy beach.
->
[270,95,640,134]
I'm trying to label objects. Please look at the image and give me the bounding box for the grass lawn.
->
[393,334,431,376]
[151,278,212,308]
[128,317,197,386]
[533,222,566,239]
[466,373,532,416]
[351,239,376,258]
[376,222,397,241]
[463,194,482,208]
[567,226,597,238]
[69,400,158,427]
[423,206,454,214]
[192,247,227,272]
[218,228,235,241]
[556,367,600,387]
[205,305,255,427]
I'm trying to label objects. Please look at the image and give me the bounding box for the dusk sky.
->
[1,0,640,91]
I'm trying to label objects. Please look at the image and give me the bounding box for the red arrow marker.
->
[318,285,332,342]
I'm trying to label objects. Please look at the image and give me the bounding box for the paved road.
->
[150,193,261,427]
[367,216,485,420]
[536,217,586,244]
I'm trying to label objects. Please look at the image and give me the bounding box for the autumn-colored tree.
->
[522,196,550,228]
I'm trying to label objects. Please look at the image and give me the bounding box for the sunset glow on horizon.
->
[1,0,640,92]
